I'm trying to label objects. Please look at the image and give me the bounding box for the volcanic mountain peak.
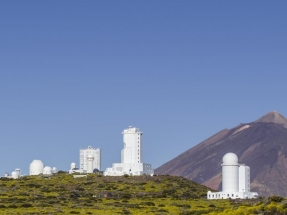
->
[254,111,287,128]
[156,110,287,196]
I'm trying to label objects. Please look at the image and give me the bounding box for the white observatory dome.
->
[87,154,94,159]
[29,160,44,176]
[52,167,57,173]
[70,162,76,169]
[222,153,238,165]
[43,166,52,175]
[11,171,18,179]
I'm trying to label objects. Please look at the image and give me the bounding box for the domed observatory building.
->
[207,153,258,199]
[29,160,56,176]
[30,160,44,175]
[11,171,19,179]
[104,126,154,176]
[43,166,52,175]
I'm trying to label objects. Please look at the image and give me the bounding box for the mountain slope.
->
[155,111,287,197]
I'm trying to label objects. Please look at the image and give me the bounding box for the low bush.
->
[269,196,284,203]
[140,201,155,206]
[21,203,33,208]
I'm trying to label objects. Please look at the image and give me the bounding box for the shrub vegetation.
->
[0,174,285,214]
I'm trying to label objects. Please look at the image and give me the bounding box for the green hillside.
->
[0,173,286,214]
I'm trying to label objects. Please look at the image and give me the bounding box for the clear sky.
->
[1,1,287,175]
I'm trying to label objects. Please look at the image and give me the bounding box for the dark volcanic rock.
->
[155,111,287,197]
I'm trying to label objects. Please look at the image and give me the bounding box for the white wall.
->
[207,191,258,200]
[104,163,154,176]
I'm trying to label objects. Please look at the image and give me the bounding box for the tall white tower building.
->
[207,152,258,199]
[80,146,101,171]
[104,126,154,176]
[121,127,142,164]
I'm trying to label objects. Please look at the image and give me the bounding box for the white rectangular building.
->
[80,146,101,171]
[239,165,250,192]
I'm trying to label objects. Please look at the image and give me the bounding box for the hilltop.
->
[0,173,287,214]
[155,111,287,197]
[0,174,210,214]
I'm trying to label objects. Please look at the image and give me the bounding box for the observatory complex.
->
[104,126,154,176]
[0,125,262,200]
[207,153,258,199]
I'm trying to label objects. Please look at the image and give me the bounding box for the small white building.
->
[52,167,57,174]
[43,166,52,175]
[69,162,87,174]
[207,153,258,199]
[80,146,101,171]
[104,126,154,176]
[11,171,19,179]
[69,154,97,174]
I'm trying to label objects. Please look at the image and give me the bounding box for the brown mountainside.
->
[155,111,287,197]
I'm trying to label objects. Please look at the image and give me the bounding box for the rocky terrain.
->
[155,111,287,197]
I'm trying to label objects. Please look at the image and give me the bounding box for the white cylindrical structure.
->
[15,168,21,177]
[11,171,18,179]
[87,154,94,174]
[70,162,76,169]
[43,166,52,175]
[29,160,44,175]
[222,153,239,192]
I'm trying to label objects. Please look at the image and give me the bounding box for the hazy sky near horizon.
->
[1,1,287,174]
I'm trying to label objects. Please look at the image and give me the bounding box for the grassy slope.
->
[0,174,286,214]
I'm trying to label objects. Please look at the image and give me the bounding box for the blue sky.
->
[0,1,287,175]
